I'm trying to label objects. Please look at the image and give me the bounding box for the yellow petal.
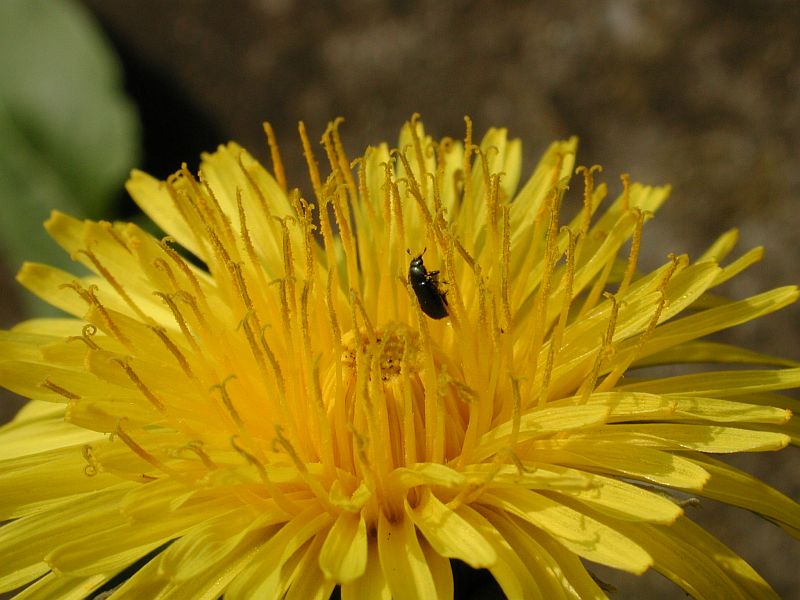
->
[420,536,454,600]
[457,504,540,598]
[486,510,575,600]
[319,510,368,583]
[47,500,235,577]
[340,541,391,600]
[11,572,108,600]
[611,516,777,600]
[510,138,578,251]
[526,440,711,490]
[684,454,800,538]
[635,287,799,357]
[550,473,682,523]
[0,488,125,587]
[483,488,652,574]
[126,169,206,261]
[284,535,335,600]
[0,562,49,595]
[225,508,332,598]
[473,404,610,461]
[636,340,799,368]
[574,424,789,453]
[386,462,466,491]
[0,401,104,460]
[377,509,437,600]
[15,262,92,317]
[553,391,791,425]
[0,451,125,519]
[619,367,800,397]
[407,492,496,568]
[514,516,610,599]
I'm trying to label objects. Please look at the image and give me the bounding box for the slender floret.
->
[0,116,798,598]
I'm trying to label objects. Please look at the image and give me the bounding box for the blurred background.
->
[0,0,798,597]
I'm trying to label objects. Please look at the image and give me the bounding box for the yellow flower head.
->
[1,116,798,598]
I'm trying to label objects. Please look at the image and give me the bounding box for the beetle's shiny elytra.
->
[407,249,448,320]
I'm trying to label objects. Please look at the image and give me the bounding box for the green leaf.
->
[0,0,140,316]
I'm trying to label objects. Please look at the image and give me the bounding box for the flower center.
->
[341,323,420,382]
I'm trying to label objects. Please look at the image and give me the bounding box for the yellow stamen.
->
[152,291,201,353]
[149,326,196,380]
[81,444,99,476]
[67,323,100,350]
[618,208,646,297]
[231,435,298,514]
[41,378,80,400]
[211,375,244,430]
[579,293,620,400]
[262,121,287,192]
[113,357,165,412]
[115,420,180,478]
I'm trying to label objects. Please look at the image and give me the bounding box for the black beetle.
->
[408,249,448,320]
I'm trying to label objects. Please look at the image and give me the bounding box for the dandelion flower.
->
[1,116,799,599]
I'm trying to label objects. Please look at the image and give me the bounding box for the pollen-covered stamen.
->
[262,121,287,192]
[152,257,181,292]
[165,171,215,255]
[390,180,408,281]
[596,290,667,392]
[407,113,430,199]
[236,189,271,294]
[486,172,502,246]
[617,208,647,297]
[298,282,328,454]
[575,165,604,245]
[620,173,632,210]
[322,168,359,294]
[180,440,218,471]
[230,435,299,515]
[579,293,621,400]
[395,149,434,230]
[295,196,318,282]
[550,227,577,355]
[113,357,166,412]
[81,444,100,476]
[152,291,201,353]
[202,227,236,292]
[539,335,558,406]
[74,248,148,322]
[99,220,132,253]
[325,118,359,204]
[115,420,181,479]
[77,284,133,350]
[158,239,210,311]
[509,152,568,315]
[500,205,513,332]
[211,375,246,431]
[66,323,100,350]
[274,216,298,315]
[198,172,238,252]
[149,325,196,380]
[271,426,334,511]
[518,184,565,379]
[229,261,262,338]
[309,356,336,477]
[41,378,81,400]
[237,154,275,228]
[237,311,270,387]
